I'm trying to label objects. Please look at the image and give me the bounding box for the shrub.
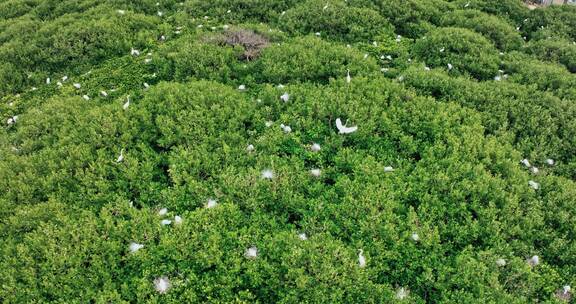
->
[170,41,241,83]
[441,9,523,51]
[411,27,500,80]
[373,0,454,38]
[525,38,576,73]
[255,36,380,84]
[281,0,393,42]
[450,0,529,24]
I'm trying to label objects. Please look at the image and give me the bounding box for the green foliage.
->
[255,36,379,84]
[372,0,454,38]
[281,0,394,42]
[441,9,524,51]
[412,27,500,80]
[1,1,576,303]
[525,38,576,73]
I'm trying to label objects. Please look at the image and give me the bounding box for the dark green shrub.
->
[281,0,393,42]
[450,0,529,24]
[412,27,500,80]
[170,42,241,83]
[183,0,304,23]
[524,5,576,41]
[442,9,523,51]
[373,0,454,38]
[525,38,576,73]
[255,36,379,84]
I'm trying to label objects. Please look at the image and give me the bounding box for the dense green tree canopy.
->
[1,0,575,303]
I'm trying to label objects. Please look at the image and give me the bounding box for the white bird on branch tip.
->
[280,92,289,102]
[245,246,258,259]
[129,242,144,253]
[123,96,130,110]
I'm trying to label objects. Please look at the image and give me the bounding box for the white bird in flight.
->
[335,118,357,134]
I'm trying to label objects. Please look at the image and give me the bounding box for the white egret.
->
[261,169,274,180]
[238,84,246,91]
[123,96,130,110]
[174,215,182,225]
[158,208,168,216]
[116,149,124,163]
[335,118,357,134]
[411,233,420,242]
[310,143,321,152]
[100,91,108,97]
[346,69,351,84]
[528,180,540,190]
[396,287,409,300]
[206,199,218,208]
[521,159,531,167]
[546,159,554,166]
[154,276,171,294]
[448,63,453,70]
[246,144,255,152]
[161,219,172,226]
[384,166,395,172]
[82,95,90,101]
[129,242,144,253]
[73,83,81,89]
[528,255,540,266]
[245,246,258,259]
[310,169,321,177]
[46,78,50,84]
[298,232,308,240]
[280,92,289,102]
[496,258,506,266]
[358,249,366,268]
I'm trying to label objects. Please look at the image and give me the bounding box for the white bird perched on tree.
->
[335,118,357,134]
[384,166,394,172]
[346,69,351,84]
[154,276,171,294]
[143,82,150,89]
[158,208,168,216]
[447,63,453,70]
[310,169,321,177]
[246,144,255,152]
[100,91,108,97]
[521,159,531,167]
[261,169,274,180]
[117,9,125,15]
[131,48,140,56]
[82,95,90,101]
[73,83,81,89]
[411,233,420,242]
[528,255,540,267]
[238,84,246,91]
[310,143,321,152]
[298,232,308,240]
[546,159,555,166]
[161,219,172,226]
[245,246,258,259]
[496,258,507,266]
[46,77,51,84]
[358,249,366,268]
[62,75,68,82]
[531,167,539,174]
[116,149,124,163]
[280,124,292,133]
[123,96,130,110]
[174,215,182,225]
[396,287,409,300]
[129,242,144,253]
[280,92,289,102]
[206,199,218,208]
[7,116,18,126]
[528,180,540,190]
[265,121,273,127]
